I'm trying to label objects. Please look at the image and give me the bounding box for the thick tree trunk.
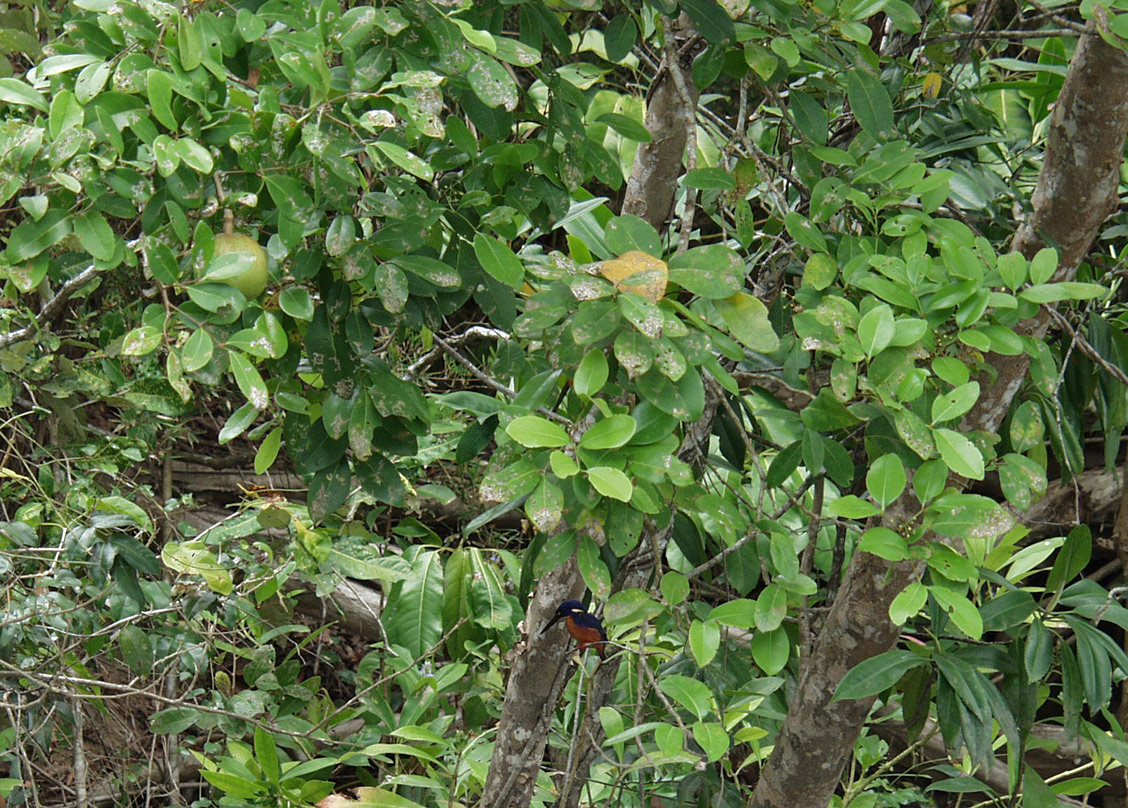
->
[621,43,700,230]
[481,557,587,808]
[747,26,1128,808]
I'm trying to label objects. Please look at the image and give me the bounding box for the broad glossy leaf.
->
[845,69,894,140]
[574,349,609,397]
[751,628,789,675]
[227,350,268,410]
[506,415,570,448]
[834,650,925,701]
[890,581,928,624]
[713,293,779,352]
[581,414,637,450]
[668,244,744,298]
[473,233,523,289]
[933,428,984,480]
[858,527,910,561]
[866,453,906,507]
[587,466,633,501]
[658,674,713,719]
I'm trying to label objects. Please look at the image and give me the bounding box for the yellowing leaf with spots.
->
[922,72,942,99]
[599,250,668,303]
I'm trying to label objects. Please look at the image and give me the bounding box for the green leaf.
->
[73,211,116,261]
[122,325,163,357]
[480,458,541,502]
[549,450,579,478]
[587,466,633,501]
[48,90,83,139]
[605,214,662,258]
[580,414,637,450]
[473,233,524,289]
[930,587,983,639]
[146,70,176,130]
[597,112,652,143]
[575,350,609,397]
[834,650,925,701]
[162,540,233,595]
[1025,619,1053,681]
[254,427,282,474]
[828,495,880,519]
[692,720,730,762]
[751,627,790,674]
[604,14,638,62]
[845,69,894,140]
[4,209,71,263]
[857,303,895,358]
[1045,524,1091,592]
[577,536,612,599]
[279,287,315,321]
[890,581,928,624]
[684,167,735,190]
[466,50,517,110]
[713,293,779,352]
[254,727,281,784]
[681,0,736,44]
[468,548,513,628]
[371,140,435,181]
[668,244,744,298]
[1029,247,1058,284]
[928,493,1013,539]
[390,255,461,288]
[784,212,828,252]
[383,548,444,659]
[525,478,563,533]
[0,77,47,111]
[1020,282,1106,303]
[219,402,258,444]
[689,619,720,667]
[755,584,787,632]
[866,453,906,508]
[803,253,837,290]
[505,415,570,448]
[178,16,203,71]
[658,674,713,719]
[931,381,980,424]
[933,428,985,480]
[227,350,268,410]
[236,8,266,41]
[894,409,936,460]
[308,458,351,522]
[637,367,705,421]
[74,61,110,103]
[858,526,910,561]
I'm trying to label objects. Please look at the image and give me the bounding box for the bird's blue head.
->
[556,599,584,616]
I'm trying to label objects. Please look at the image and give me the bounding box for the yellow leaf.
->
[599,250,668,303]
[922,72,942,99]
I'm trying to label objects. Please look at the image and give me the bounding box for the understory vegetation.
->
[4,0,1128,806]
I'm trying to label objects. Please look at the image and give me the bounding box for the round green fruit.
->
[212,232,268,299]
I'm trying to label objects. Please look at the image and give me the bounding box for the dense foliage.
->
[3,0,1128,805]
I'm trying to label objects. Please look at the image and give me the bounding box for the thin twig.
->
[923,27,1082,44]
[1047,307,1128,388]
[0,264,100,349]
[431,333,572,424]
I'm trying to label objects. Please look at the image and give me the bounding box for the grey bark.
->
[481,557,587,808]
[748,26,1128,808]
[621,54,700,230]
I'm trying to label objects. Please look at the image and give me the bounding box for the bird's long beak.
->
[540,613,564,636]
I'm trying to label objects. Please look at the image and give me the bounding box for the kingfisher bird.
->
[541,600,608,658]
